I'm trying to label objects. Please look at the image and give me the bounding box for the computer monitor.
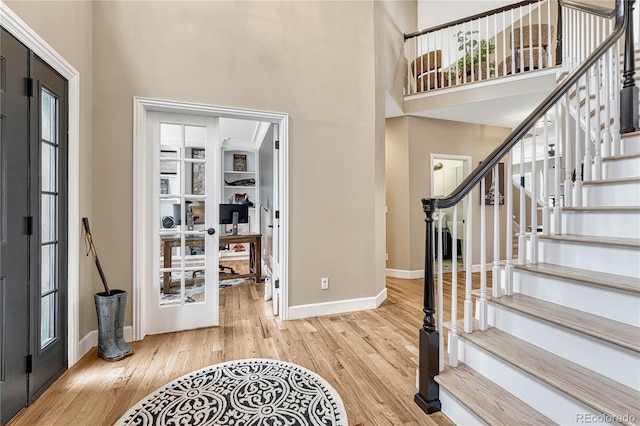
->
[219,203,249,235]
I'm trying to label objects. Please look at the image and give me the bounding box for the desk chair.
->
[188,244,236,276]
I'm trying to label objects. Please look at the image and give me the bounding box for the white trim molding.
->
[288,288,388,320]
[1,2,81,366]
[133,97,289,340]
[386,269,424,279]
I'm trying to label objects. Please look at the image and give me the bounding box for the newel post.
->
[414,198,442,414]
[621,0,640,133]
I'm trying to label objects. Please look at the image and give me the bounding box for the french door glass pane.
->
[41,142,57,192]
[40,293,55,347]
[40,88,59,349]
[41,194,57,242]
[41,90,56,144]
[158,121,207,307]
[41,244,56,293]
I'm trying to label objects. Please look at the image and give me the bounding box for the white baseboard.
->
[76,326,135,361]
[287,287,387,320]
[386,269,424,279]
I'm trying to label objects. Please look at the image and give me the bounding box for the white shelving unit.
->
[220,148,259,259]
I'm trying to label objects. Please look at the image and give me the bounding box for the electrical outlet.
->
[321,277,329,290]
[386,253,389,261]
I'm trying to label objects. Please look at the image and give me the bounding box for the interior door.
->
[146,112,220,334]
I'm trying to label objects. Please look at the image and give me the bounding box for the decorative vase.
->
[94,290,134,361]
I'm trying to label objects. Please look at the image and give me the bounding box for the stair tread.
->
[516,262,640,293]
[436,362,557,426]
[582,176,640,185]
[562,205,640,212]
[621,130,640,139]
[602,152,640,161]
[487,292,640,353]
[460,327,640,425]
[539,233,640,248]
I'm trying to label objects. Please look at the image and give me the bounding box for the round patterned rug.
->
[115,358,348,425]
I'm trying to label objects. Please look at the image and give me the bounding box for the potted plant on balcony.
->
[449,30,495,83]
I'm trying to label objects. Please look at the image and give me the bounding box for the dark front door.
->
[0,26,31,426]
[0,27,68,425]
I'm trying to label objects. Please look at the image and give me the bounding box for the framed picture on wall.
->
[479,162,505,205]
[233,154,247,171]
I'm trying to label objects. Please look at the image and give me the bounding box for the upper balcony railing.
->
[404,0,559,95]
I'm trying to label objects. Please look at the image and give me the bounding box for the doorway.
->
[133,98,289,340]
[430,154,471,272]
[1,28,69,424]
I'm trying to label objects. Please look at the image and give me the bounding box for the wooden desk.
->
[161,233,262,294]
[220,233,262,284]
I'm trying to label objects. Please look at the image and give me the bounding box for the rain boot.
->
[95,292,126,361]
[114,290,133,357]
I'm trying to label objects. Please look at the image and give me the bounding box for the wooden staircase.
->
[435,131,640,424]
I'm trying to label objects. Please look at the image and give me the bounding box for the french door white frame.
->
[1,4,81,365]
[133,97,290,340]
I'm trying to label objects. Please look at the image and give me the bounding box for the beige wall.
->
[385,115,511,272]
[5,0,96,336]
[385,117,411,271]
[91,0,387,311]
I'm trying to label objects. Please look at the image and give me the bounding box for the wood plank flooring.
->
[8,272,484,426]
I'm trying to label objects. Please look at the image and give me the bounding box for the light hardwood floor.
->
[8,270,484,426]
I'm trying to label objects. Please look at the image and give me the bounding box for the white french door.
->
[146,112,220,334]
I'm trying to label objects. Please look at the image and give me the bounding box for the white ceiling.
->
[219,117,271,149]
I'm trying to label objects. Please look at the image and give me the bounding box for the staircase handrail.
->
[404,0,543,40]
[422,0,625,212]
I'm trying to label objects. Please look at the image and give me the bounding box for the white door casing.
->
[133,98,289,340]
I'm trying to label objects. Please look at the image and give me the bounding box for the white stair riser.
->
[621,136,640,155]
[561,210,640,239]
[513,270,640,327]
[488,303,640,391]
[583,181,640,206]
[439,388,487,426]
[457,338,614,425]
[539,239,640,278]
[602,156,640,179]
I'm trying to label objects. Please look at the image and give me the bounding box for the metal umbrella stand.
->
[83,218,133,361]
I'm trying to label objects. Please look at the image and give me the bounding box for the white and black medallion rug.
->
[115,358,348,426]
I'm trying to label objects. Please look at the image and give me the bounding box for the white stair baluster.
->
[479,177,488,331]
[531,132,539,264]
[464,191,474,333]
[543,112,551,236]
[554,104,563,234]
[492,163,502,297]
[449,204,459,367]
[505,150,514,295]
[564,92,574,207]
